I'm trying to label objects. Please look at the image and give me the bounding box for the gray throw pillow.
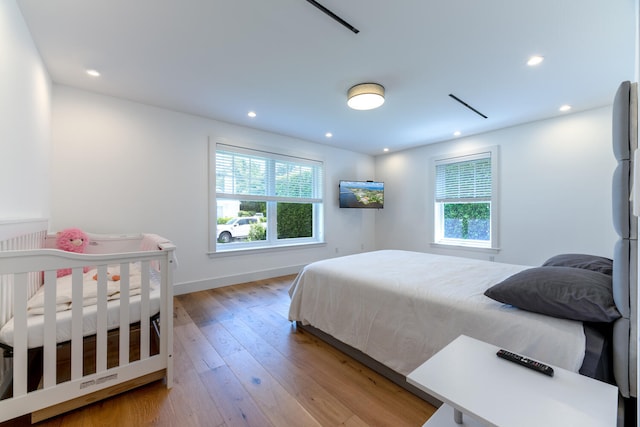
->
[542,253,613,276]
[484,267,620,322]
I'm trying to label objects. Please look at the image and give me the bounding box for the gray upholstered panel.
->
[613,239,630,318]
[612,161,630,238]
[632,82,639,153]
[613,80,631,161]
[629,238,637,398]
[612,238,635,398]
[612,238,637,397]
[611,80,638,400]
[613,317,630,397]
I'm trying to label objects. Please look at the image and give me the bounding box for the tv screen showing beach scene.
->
[339,180,384,208]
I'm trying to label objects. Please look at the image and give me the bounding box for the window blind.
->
[435,155,491,202]
[216,145,323,203]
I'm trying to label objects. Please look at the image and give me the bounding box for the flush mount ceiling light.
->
[347,83,385,110]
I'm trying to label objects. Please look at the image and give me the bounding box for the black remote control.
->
[496,349,554,377]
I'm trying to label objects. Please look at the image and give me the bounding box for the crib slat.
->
[12,273,28,397]
[43,270,58,388]
[119,263,130,367]
[70,268,84,380]
[140,260,150,359]
[0,237,12,329]
[161,255,174,388]
[0,272,11,330]
[96,265,108,373]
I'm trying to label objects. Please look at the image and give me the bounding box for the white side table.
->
[407,335,618,427]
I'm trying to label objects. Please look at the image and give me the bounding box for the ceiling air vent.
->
[305,0,359,34]
[449,94,488,119]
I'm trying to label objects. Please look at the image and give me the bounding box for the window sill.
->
[430,242,500,254]
[208,241,326,258]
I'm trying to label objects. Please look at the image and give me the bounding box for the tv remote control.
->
[496,349,554,377]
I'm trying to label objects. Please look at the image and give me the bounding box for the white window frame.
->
[432,146,499,251]
[208,141,325,254]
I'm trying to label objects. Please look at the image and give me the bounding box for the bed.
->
[291,250,609,375]
[289,80,638,425]
[0,220,176,423]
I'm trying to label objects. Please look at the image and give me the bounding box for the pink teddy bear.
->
[56,227,90,277]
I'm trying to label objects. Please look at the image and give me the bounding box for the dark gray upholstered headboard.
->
[612,80,638,399]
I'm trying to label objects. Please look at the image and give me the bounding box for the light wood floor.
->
[4,275,436,426]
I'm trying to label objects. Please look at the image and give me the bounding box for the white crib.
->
[0,219,175,423]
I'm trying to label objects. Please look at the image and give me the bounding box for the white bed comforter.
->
[288,250,586,375]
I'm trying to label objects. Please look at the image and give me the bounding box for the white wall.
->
[50,86,621,286]
[51,85,377,293]
[375,107,616,266]
[0,1,51,219]
[5,0,624,291]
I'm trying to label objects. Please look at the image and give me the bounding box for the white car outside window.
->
[217,217,262,243]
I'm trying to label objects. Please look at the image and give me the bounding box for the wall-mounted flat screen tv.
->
[339,180,384,209]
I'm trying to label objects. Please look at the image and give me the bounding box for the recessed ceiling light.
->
[325,132,333,138]
[247,111,257,118]
[527,55,544,66]
[559,104,572,112]
[86,69,100,77]
[453,131,462,137]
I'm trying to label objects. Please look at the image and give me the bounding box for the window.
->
[210,142,324,252]
[433,147,498,249]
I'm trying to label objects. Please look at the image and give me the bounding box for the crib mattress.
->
[0,267,161,349]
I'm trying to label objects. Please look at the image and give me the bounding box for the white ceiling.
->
[17,0,636,155]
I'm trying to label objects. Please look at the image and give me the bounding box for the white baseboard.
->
[173,264,304,295]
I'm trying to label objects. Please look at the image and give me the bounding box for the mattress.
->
[0,265,161,349]
[289,250,587,375]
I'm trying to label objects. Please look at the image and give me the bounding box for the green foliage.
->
[248,223,266,241]
[217,216,233,224]
[239,201,266,217]
[444,203,489,220]
[444,203,490,239]
[277,203,312,239]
